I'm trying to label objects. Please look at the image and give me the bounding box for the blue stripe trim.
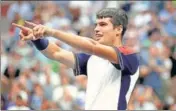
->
[117,74,131,110]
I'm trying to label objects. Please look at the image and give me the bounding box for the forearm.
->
[40,41,61,59]
[32,39,75,68]
[32,38,61,59]
[49,29,97,54]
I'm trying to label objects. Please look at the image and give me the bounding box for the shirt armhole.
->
[111,46,124,70]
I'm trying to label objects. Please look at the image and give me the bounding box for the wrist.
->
[32,38,49,50]
[46,27,55,37]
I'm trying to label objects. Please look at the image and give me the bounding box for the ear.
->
[115,25,123,36]
[118,25,123,33]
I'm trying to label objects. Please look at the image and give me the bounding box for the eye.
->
[99,23,107,26]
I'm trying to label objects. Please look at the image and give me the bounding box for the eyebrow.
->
[94,21,107,26]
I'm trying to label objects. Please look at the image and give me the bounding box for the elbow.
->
[50,51,63,61]
[41,49,60,61]
[52,52,61,60]
[41,51,54,60]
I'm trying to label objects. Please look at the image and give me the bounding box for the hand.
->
[12,21,53,41]
[12,22,35,41]
[26,21,52,38]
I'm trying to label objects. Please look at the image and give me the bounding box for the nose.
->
[94,25,100,33]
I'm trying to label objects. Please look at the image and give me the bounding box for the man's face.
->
[94,17,120,45]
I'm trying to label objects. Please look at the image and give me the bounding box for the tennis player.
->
[13,8,139,110]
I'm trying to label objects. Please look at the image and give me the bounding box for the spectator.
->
[7,1,33,22]
[7,91,30,110]
[159,1,176,37]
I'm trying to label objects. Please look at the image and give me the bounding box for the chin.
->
[95,38,106,45]
[98,40,106,45]
[97,39,103,43]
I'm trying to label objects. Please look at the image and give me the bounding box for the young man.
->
[13,8,139,110]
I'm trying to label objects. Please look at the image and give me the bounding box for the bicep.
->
[79,38,118,64]
[41,41,75,68]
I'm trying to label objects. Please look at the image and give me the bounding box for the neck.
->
[113,37,123,47]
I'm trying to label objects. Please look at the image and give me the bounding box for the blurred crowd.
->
[1,1,176,110]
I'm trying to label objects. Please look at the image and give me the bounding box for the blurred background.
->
[1,1,176,110]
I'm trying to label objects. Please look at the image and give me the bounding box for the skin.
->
[12,17,123,69]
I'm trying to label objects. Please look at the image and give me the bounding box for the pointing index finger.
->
[12,23,30,31]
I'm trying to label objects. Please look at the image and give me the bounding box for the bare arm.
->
[12,21,119,64]
[48,29,118,64]
[12,23,76,68]
[41,41,75,68]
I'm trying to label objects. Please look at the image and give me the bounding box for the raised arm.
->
[24,21,119,64]
[12,23,75,68]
